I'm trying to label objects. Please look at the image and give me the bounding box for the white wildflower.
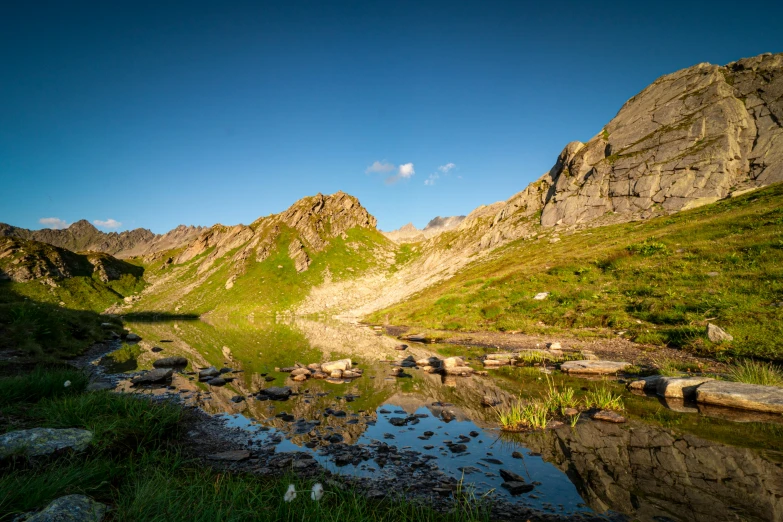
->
[284,484,297,502]
[64,381,71,388]
[311,483,324,501]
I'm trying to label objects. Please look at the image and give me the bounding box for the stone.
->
[207,450,251,461]
[342,370,361,379]
[444,366,474,375]
[707,323,733,343]
[395,344,408,351]
[512,451,524,459]
[448,443,467,453]
[562,407,579,416]
[499,469,526,483]
[151,346,163,353]
[533,292,549,300]
[258,387,293,400]
[481,396,501,407]
[321,359,352,373]
[547,342,562,350]
[628,375,663,392]
[330,370,343,378]
[656,376,713,400]
[502,481,535,494]
[561,360,631,374]
[311,371,327,379]
[199,367,220,379]
[443,356,465,369]
[592,410,626,423]
[292,374,308,382]
[131,368,173,385]
[152,356,188,368]
[21,494,106,522]
[0,428,93,458]
[207,377,227,386]
[290,368,311,377]
[388,417,408,427]
[695,381,783,413]
[125,333,141,341]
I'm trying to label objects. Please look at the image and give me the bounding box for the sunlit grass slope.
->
[371,183,783,361]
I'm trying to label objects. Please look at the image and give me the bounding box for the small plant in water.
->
[542,375,578,414]
[727,360,783,387]
[496,399,549,431]
[584,382,624,410]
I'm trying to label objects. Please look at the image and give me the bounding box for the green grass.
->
[0,366,488,522]
[727,360,783,387]
[0,365,88,409]
[583,383,624,411]
[496,400,549,431]
[370,183,783,361]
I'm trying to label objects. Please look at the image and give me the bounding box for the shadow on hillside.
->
[120,311,200,323]
[0,277,197,360]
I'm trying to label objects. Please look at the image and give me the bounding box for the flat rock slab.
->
[207,450,251,462]
[0,428,93,458]
[657,376,713,400]
[561,360,631,374]
[592,410,626,423]
[20,494,106,522]
[696,381,783,414]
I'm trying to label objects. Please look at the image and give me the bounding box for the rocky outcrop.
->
[0,428,93,458]
[0,220,205,258]
[19,495,107,522]
[0,237,143,284]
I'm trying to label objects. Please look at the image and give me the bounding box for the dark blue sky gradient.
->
[1,1,781,232]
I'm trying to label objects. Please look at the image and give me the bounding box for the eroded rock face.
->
[538,53,783,227]
[521,421,783,522]
[0,428,93,458]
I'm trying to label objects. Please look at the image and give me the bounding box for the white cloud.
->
[365,161,396,174]
[398,163,415,178]
[438,162,456,173]
[93,218,122,229]
[39,217,69,230]
[424,173,439,186]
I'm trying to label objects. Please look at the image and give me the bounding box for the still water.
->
[99,316,783,522]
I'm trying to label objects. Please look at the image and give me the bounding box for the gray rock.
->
[707,323,733,343]
[20,494,106,522]
[125,333,141,341]
[628,375,663,392]
[131,368,173,385]
[502,481,535,494]
[499,469,526,482]
[0,428,92,458]
[198,367,220,379]
[695,381,783,413]
[561,360,631,374]
[656,376,713,400]
[258,386,292,400]
[152,356,188,368]
[207,450,251,461]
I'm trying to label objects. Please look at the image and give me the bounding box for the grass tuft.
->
[584,383,624,410]
[727,360,783,387]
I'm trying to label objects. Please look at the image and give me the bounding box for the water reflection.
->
[103,316,783,522]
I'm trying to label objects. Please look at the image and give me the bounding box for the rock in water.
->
[125,333,141,341]
[656,376,713,400]
[321,359,352,373]
[707,323,733,343]
[695,381,783,413]
[561,360,631,374]
[258,387,293,400]
[152,356,188,368]
[502,481,535,495]
[131,368,173,385]
[20,495,107,522]
[0,428,93,458]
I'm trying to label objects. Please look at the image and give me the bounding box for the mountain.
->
[121,191,388,317]
[0,220,206,258]
[383,215,466,243]
[0,236,145,311]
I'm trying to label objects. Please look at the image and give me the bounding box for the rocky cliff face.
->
[0,221,205,258]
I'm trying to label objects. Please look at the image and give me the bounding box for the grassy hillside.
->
[133,225,393,318]
[370,183,783,361]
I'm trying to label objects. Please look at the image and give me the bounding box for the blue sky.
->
[1,1,781,233]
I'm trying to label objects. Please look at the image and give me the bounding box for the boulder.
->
[131,368,173,385]
[695,381,783,413]
[290,368,311,377]
[707,323,733,343]
[443,356,465,369]
[20,495,106,522]
[561,360,631,374]
[207,377,227,386]
[258,387,293,401]
[125,333,141,341]
[311,371,328,379]
[0,428,93,458]
[330,370,343,378]
[291,374,308,382]
[656,376,713,400]
[321,359,352,373]
[152,356,188,368]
